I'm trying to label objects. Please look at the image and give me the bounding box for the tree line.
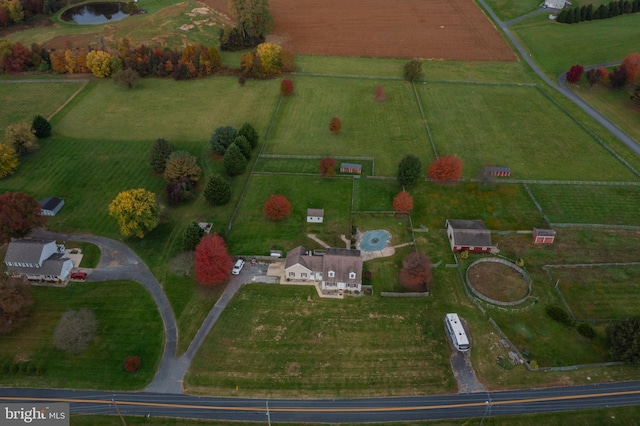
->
[556,0,640,23]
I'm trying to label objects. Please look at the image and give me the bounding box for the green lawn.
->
[0,280,162,390]
[227,174,353,254]
[511,13,640,77]
[417,83,638,181]
[554,265,640,319]
[185,284,456,397]
[0,80,85,131]
[529,184,640,225]
[264,76,434,176]
[481,0,540,22]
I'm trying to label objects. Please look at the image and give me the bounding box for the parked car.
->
[70,272,87,280]
[232,259,245,275]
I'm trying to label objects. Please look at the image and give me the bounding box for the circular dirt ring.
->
[466,258,531,306]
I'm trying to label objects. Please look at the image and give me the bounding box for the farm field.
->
[203,0,516,61]
[417,83,639,181]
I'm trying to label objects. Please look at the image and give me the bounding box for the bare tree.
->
[399,251,432,292]
[52,308,97,354]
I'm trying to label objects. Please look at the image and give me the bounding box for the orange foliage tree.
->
[427,155,463,182]
[622,53,640,83]
[194,233,233,285]
[329,117,342,134]
[393,191,414,213]
[399,251,432,292]
[263,194,291,221]
[319,157,336,176]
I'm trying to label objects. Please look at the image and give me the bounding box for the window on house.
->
[301,273,307,278]
[328,271,335,278]
[349,272,356,279]
[289,272,295,277]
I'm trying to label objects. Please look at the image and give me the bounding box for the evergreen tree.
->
[586,4,593,20]
[238,122,259,149]
[31,115,51,138]
[223,143,247,176]
[210,126,238,155]
[234,135,251,159]
[580,5,587,20]
[557,9,568,22]
[397,154,422,186]
[150,138,175,174]
[566,8,575,23]
[183,221,205,251]
[204,174,232,205]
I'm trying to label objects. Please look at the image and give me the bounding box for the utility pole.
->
[112,397,127,426]
[266,400,271,426]
[480,395,492,425]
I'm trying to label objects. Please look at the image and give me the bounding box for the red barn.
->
[445,219,495,253]
[340,163,362,174]
[482,166,511,177]
[533,228,556,244]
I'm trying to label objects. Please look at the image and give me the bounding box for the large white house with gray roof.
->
[284,246,363,293]
[4,239,73,282]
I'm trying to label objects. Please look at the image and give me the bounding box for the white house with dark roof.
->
[445,219,495,253]
[4,239,73,281]
[39,197,64,216]
[284,246,363,292]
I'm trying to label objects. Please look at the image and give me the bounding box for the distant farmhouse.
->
[445,219,495,253]
[4,239,73,282]
[542,0,571,8]
[285,246,363,293]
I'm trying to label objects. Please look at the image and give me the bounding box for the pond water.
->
[60,2,131,25]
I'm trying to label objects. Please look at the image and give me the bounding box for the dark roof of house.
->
[534,228,556,236]
[307,208,324,217]
[7,253,72,277]
[323,248,362,284]
[340,163,362,169]
[483,166,511,172]
[40,197,64,211]
[446,220,492,247]
[5,240,55,265]
[284,246,323,271]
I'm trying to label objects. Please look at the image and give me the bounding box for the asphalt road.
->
[2,381,640,422]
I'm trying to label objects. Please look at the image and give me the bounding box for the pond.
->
[60,2,134,25]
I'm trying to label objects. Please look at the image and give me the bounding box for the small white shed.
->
[307,208,324,223]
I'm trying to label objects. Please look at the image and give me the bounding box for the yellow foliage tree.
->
[108,189,161,238]
[50,50,67,74]
[64,49,76,74]
[0,144,19,179]
[256,42,282,76]
[86,50,113,77]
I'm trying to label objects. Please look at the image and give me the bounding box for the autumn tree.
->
[319,157,337,177]
[397,154,422,186]
[0,192,47,243]
[428,155,464,182]
[229,0,274,41]
[631,84,640,105]
[329,117,342,134]
[86,50,112,77]
[598,67,609,84]
[124,355,141,373]
[52,308,97,354]
[399,251,432,292]
[0,144,19,179]
[374,85,385,101]
[223,143,247,176]
[113,68,139,89]
[163,151,201,184]
[210,125,238,155]
[404,59,423,81]
[393,191,414,213]
[281,79,294,96]
[0,274,33,334]
[238,122,259,149]
[622,52,640,83]
[585,68,603,87]
[31,115,51,139]
[166,176,194,205]
[183,221,205,251]
[263,194,291,221]
[204,174,231,205]
[256,42,282,76]
[108,188,161,238]
[5,122,37,156]
[610,65,628,89]
[607,317,640,364]
[150,138,175,174]
[565,64,584,84]
[194,233,233,285]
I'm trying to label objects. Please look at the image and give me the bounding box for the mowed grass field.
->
[0,81,85,131]
[554,265,640,319]
[528,184,640,225]
[265,77,434,176]
[185,284,456,397]
[0,281,163,389]
[227,175,353,254]
[417,83,638,181]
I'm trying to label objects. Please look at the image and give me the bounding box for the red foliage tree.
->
[0,192,47,243]
[123,355,141,373]
[622,52,640,83]
[319,157,337,176]
[5,42,32,73]
[399,251,432,292]
[598,67,609,84]
[329,117,342,134]
[427,155,463,182]
[374,85,385,101]
[393,191,414,213]
[263,194,291,221]
[566,64,584,84]
[585,68,603,87]
[280,79,294,96]
[194,233,233,285]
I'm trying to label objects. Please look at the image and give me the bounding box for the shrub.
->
[281,79,294,96]
[404,59,423,81]
[329,117,342,134]
[123,355,141,373]
[577,323,596,339]
[546,305,573,326]
[31,115,52,138]
[374,85,385,101]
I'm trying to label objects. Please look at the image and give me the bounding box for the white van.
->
[232,259,245,275]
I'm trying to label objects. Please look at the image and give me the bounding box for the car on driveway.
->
[70,272,87,280]
[232,259,245,275]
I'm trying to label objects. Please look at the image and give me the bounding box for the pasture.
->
[417,83,638,181]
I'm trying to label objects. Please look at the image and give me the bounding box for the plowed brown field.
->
[202,0,516,61]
